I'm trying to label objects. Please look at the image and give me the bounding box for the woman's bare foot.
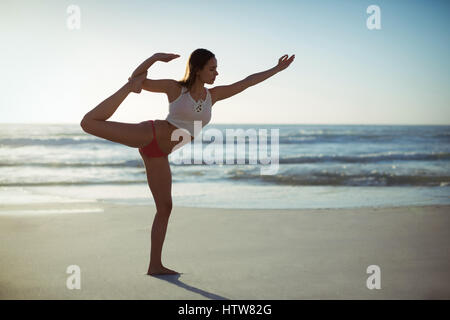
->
[128,71,147,93]
[147,265,179,276]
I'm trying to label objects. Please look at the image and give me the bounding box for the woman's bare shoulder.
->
[167,81,183,103]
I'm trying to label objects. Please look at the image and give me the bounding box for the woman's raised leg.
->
[80,74,152,148]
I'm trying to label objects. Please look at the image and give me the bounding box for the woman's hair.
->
[177,48,215,90]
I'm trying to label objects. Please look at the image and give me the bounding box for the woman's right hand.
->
[152,52,180,63]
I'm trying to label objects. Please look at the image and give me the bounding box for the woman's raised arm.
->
[210,54,295,105]
[130,53,180,78]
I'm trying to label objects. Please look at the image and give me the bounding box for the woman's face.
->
[197,57,218,84]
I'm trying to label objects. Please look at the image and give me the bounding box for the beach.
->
[1,202,449,300]
[2,0,450,303]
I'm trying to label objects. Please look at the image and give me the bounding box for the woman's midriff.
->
[153,120,195,155]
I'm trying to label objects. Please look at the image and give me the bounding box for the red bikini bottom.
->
[138,120,170,158]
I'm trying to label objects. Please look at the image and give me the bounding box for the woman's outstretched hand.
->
[152,52,180,63]
[276,54,295,72]
[128,71,147,94]
[130,53,180,79]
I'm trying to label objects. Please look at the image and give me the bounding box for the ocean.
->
[0,123,449,209]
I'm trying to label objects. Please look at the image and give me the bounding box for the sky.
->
[1,0,449,125]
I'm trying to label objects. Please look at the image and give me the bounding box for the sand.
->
[0,202,449,300]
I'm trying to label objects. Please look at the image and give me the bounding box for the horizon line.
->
[0,122,449,126]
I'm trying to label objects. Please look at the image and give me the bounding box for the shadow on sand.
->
[151,274,229,300]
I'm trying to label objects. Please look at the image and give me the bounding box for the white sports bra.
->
[165,86,212,138]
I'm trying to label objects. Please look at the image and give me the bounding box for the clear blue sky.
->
[1,0,449,125]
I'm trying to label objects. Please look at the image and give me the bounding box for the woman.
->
[80,48,295,275]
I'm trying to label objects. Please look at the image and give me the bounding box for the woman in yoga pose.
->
[80,49,294,275]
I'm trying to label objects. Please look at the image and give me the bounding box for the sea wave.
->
[0,159,143,168]
[1,151,448,168]
[0,137,109,147]
[0,180,144,187]
[1,171,448,187]
[278,152,450,164]
[227,170,450,187]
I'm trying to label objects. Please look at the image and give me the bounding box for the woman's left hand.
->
[128,71,147,93]
[276,54,295,72]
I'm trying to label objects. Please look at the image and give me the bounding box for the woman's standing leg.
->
[140,152,178,275]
